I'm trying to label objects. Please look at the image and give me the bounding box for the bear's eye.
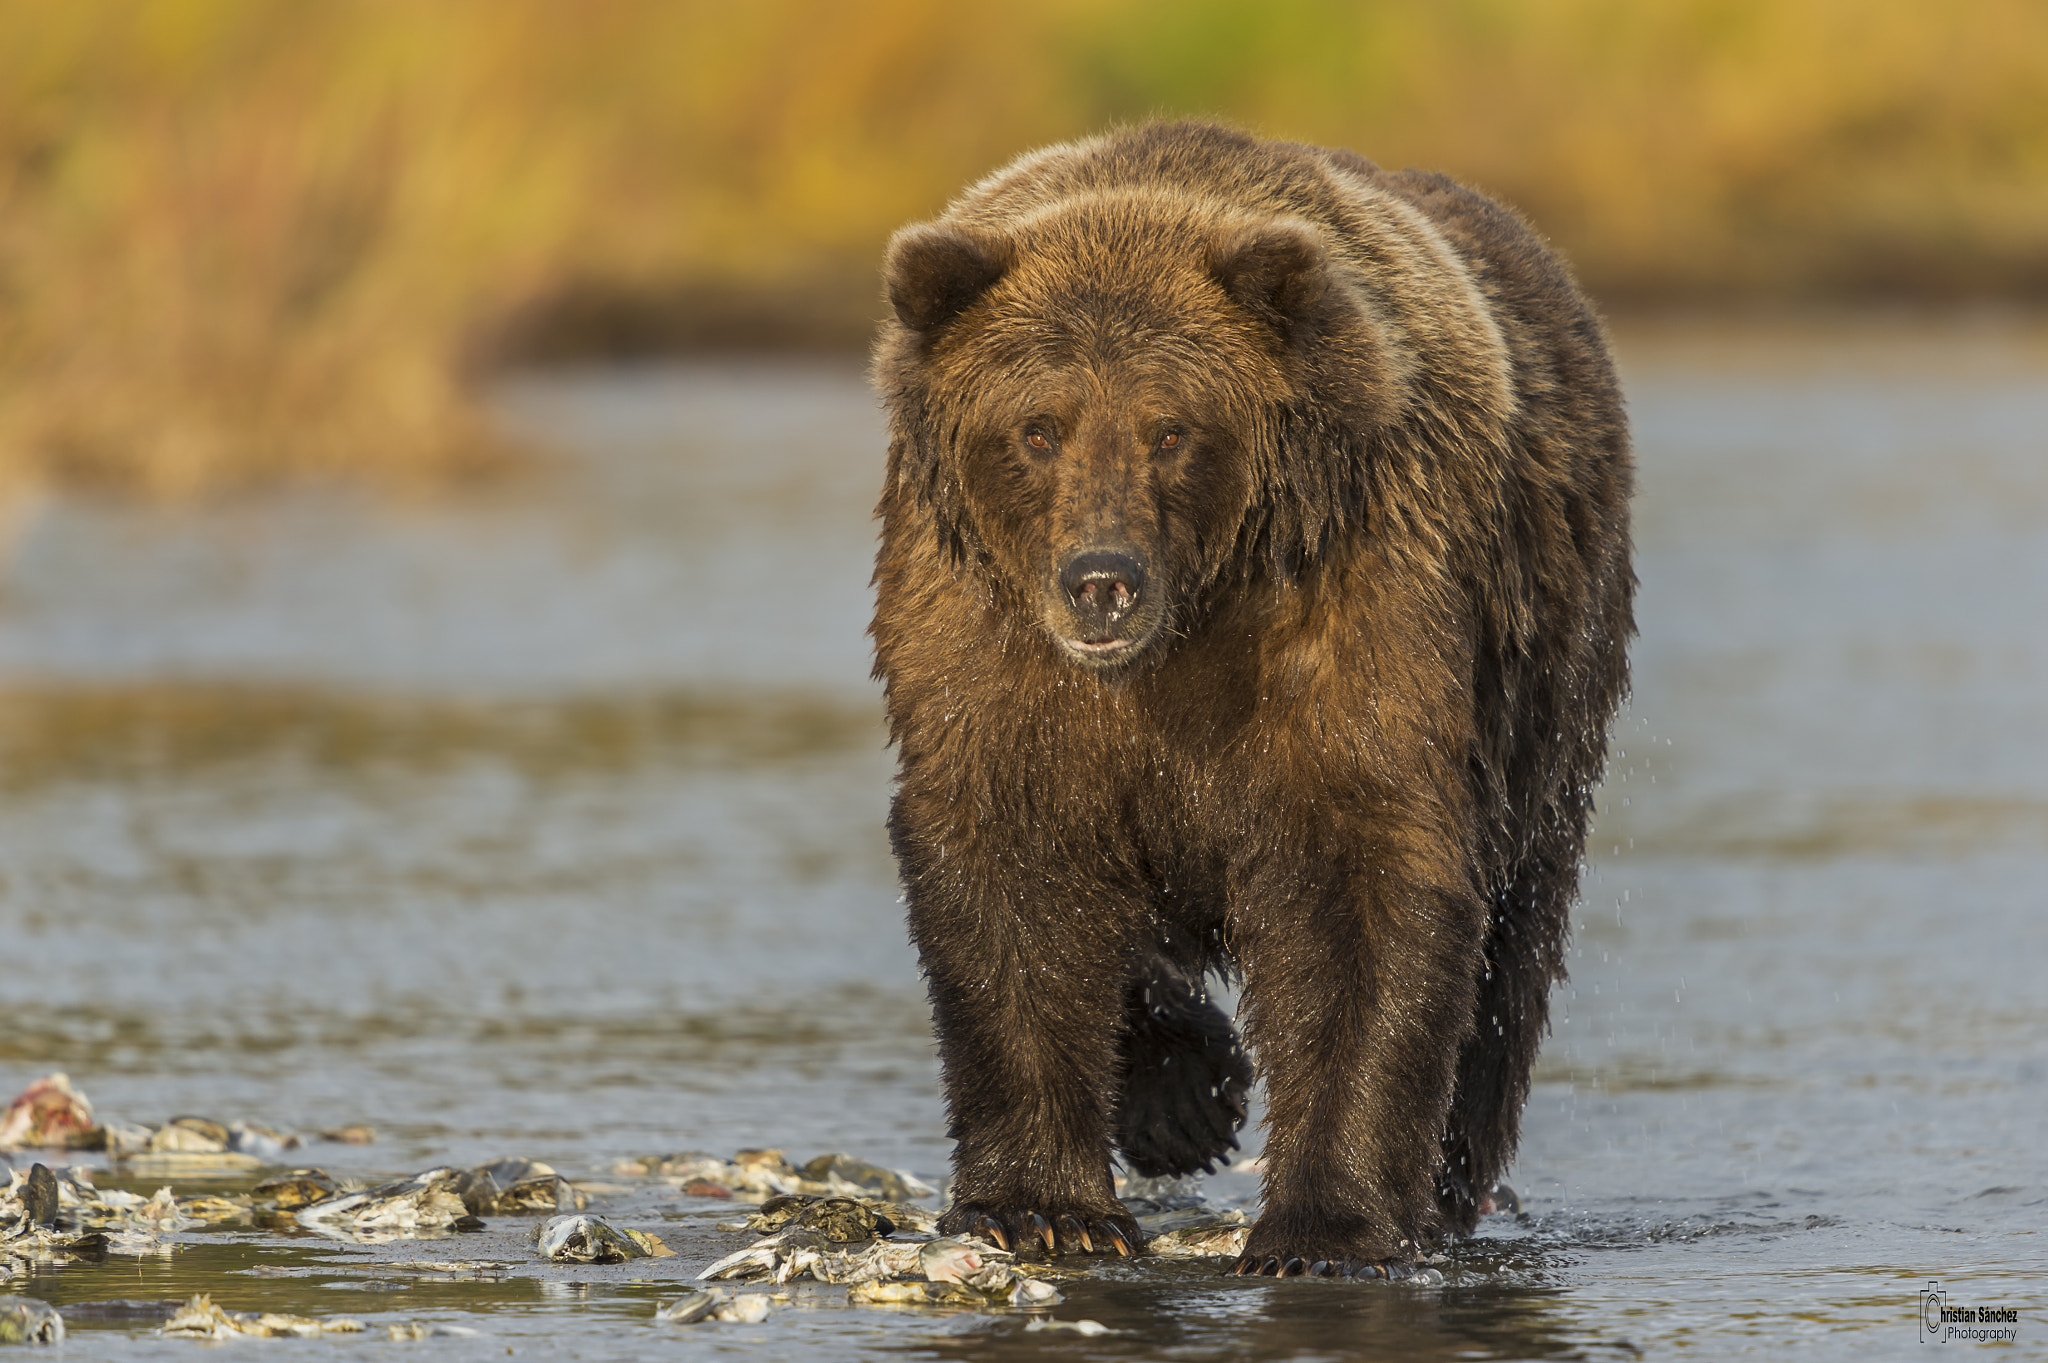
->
[1025,430,1054,452]
[1156,431,1183,452]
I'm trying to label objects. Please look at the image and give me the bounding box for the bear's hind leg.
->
[1112,951,1252,1178]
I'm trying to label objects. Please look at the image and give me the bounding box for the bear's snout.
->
[1058,549,1147,645]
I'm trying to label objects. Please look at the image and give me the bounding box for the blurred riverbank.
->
[3,0,2045,500]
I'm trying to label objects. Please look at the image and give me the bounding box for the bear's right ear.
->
[884,223,1010,335]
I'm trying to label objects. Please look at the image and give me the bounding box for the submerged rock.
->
[252,1170,346,1212]
[714,1294,772,1324]
[159,1294,364,1339]
[385,1322,484,1340]
[0,1296,63,1345]
[614,1147,936,1204]
[147,1117,231,1153]
[798,1153,935,1203]
[654,1289,771,1324]
[1023,1317,1116,1335]
[64,1111,300,1171]
[388,1260,513,1281]
[109,1150,265,1177]
[653,1289,721,1324]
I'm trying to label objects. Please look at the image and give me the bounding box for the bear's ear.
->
[884,223,1010,335]
[1207,218,1331,342]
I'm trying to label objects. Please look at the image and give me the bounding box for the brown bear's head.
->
[877,189,1402,671]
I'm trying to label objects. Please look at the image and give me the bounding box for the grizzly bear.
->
[870,121,1632,1278]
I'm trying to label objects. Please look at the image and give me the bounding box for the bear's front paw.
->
[938,1202,1142,1259]
[1227,1215,1416,1280]
[1226,1251,1419,1280]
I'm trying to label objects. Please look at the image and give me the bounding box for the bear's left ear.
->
[884,223,1011,335]
[1207,218,1331,343]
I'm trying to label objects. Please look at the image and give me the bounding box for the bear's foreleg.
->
[1229,861,1485,1278]
[895,803,1146,1258]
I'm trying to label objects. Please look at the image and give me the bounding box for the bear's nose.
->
[1059,550,1146,637]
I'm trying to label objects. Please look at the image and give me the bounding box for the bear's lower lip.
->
[1070,637,1131,653]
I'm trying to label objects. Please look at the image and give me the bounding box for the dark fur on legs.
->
[1113,951,1252,1178]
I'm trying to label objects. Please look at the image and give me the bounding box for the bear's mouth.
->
[1056,632,1143,667]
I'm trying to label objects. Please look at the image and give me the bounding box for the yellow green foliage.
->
[1,0,2043,493]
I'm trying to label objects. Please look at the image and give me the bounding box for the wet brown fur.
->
[870,122,1633,1271]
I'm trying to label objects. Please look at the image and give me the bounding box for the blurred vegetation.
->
[2,0,2044,495]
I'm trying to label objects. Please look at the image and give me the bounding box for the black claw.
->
[1310,1259,1333,1277]
[1262,1256,1282,1276]
[974,1214,1010,1252]
[1100,1223,1133,1258]
[1281,1257,1305,1277]
[1027,1211,1055,1254]
[1056,1213,1089,1253]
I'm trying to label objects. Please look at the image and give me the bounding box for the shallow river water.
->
[1,318,2043,1359]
